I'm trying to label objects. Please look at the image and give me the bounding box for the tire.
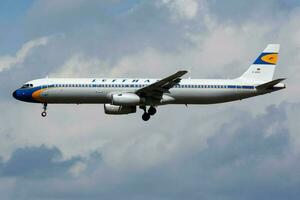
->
[41,112,47,117]
[142,113,150,121]
[148,107,157,116]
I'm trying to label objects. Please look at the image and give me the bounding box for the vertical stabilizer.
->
[239,44,280,82]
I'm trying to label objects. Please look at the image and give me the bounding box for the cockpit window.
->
[21,84,33,89]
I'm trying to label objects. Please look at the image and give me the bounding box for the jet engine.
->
[104,104,136,115]
[111,93,141,106]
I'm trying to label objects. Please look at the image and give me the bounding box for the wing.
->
[136,70,188,98]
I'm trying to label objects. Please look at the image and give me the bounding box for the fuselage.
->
[11,44,286,121]
[12,78,284,105]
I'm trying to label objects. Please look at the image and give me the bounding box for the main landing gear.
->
[41,103,47,117]
[140,106,157,121]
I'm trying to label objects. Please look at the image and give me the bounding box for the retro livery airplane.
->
[13,44,285,121]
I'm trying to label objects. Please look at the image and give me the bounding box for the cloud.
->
[1,103,299,200]
[160,0,200,20]
[49,54,111,78]
[0,145,81,178]
[1,0,300,199]
[0,37,49,73]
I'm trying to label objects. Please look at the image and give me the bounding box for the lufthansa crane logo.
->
[261,53,278,64]
[254,53,278,65]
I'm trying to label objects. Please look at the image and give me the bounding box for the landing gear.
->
[142,112,151,121]
[41,111,47,117]
[140,106,157,121]
[148,106,157,116]
[41,103,47,117]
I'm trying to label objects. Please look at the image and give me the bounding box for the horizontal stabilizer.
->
[256,78,285,90]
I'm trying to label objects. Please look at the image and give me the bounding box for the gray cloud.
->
[1,102,299,200]
[0,145,81,178]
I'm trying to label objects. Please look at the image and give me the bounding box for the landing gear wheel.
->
[142,112,151,121]
[41,103,48,117]
[148,106,157,116]
[41,111,47,117]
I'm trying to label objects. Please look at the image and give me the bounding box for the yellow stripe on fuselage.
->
[32,89,47,102]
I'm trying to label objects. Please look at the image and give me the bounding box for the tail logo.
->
[254,53,278,65]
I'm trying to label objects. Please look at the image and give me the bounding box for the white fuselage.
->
[12,44,285,120]
[15,78,271,105]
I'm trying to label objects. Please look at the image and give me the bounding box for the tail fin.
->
[239,44,280,82]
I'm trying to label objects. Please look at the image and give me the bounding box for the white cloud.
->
[69,161,87,177]
[0,37,50,73]
[160,0,200,20]
[49,54,110,78]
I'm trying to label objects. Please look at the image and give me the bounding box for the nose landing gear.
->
[41,103,47,117]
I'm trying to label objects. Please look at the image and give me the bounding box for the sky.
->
[1,0,300,199]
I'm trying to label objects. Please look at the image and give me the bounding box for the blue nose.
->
[12,90,18,99]
[12,89,37,102]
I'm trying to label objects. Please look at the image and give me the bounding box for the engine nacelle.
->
[104,104,136,115]
[111,93,141,106]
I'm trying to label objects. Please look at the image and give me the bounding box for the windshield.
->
[21,84,33,89]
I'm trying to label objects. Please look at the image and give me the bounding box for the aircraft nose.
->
[12,90,19,100]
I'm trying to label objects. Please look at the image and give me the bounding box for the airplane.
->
[13,44,285,121]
